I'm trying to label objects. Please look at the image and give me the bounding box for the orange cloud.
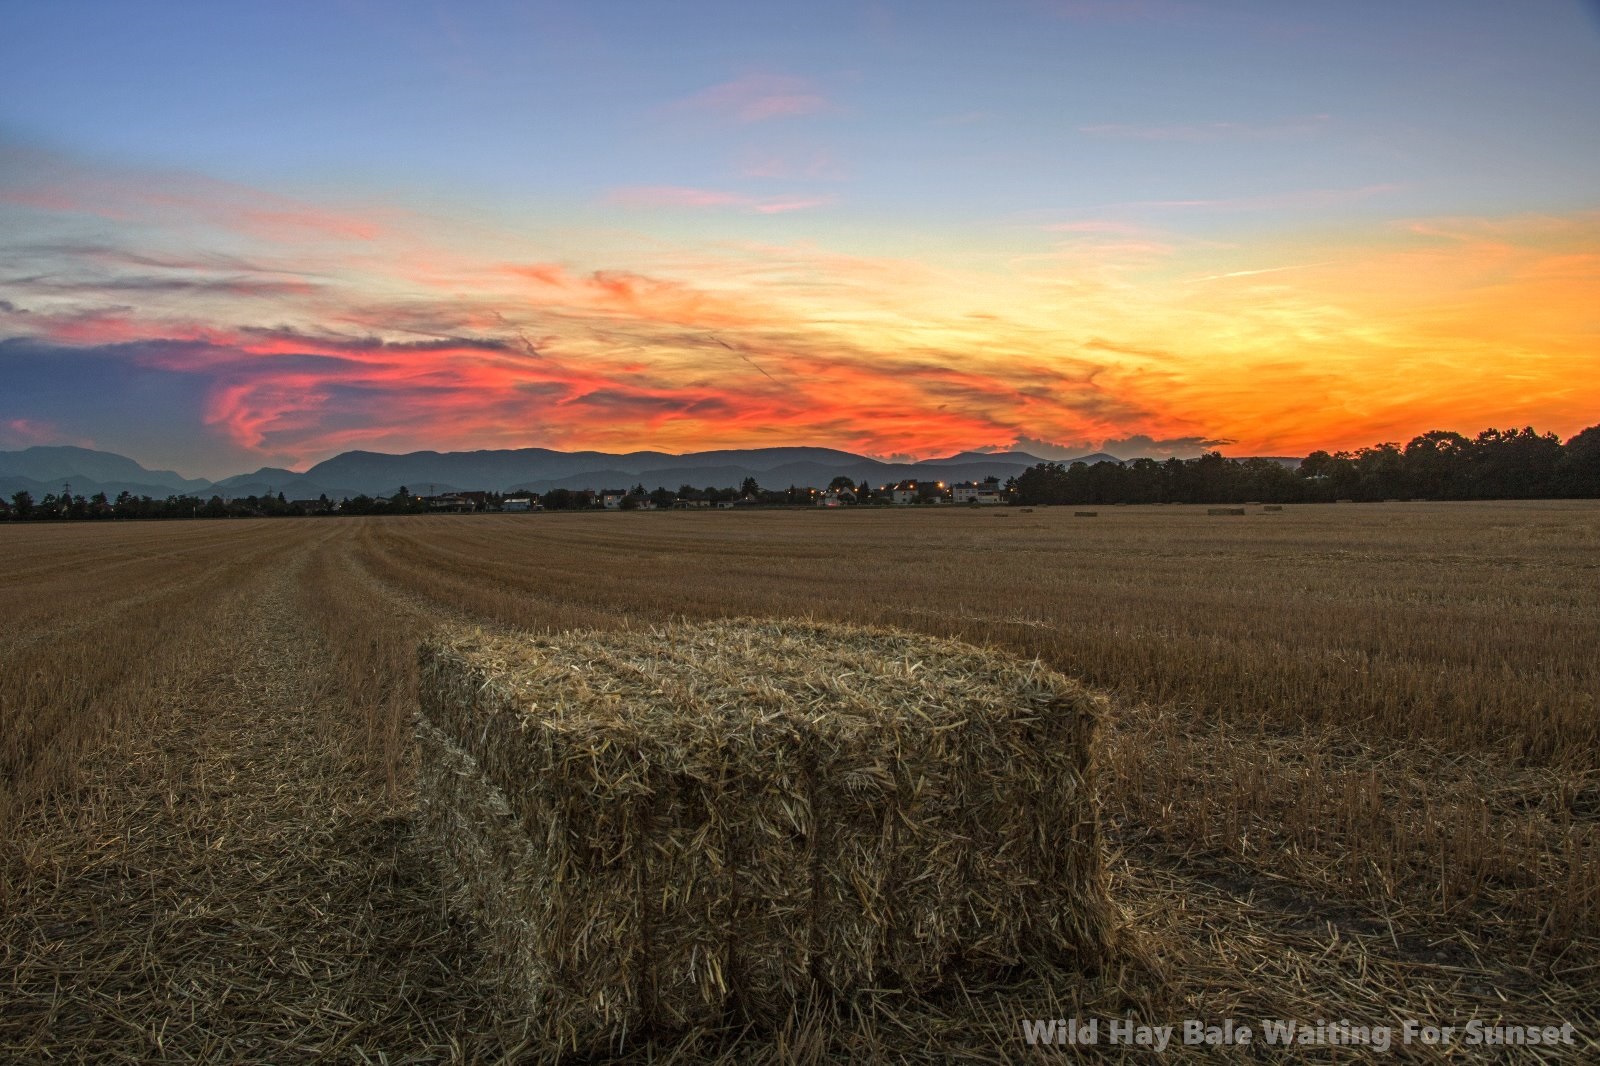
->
[6,150,1596,468]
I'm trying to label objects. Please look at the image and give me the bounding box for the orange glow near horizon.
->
[1,165,1596,470]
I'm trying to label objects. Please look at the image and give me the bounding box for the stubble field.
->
[2,501,1597,1062]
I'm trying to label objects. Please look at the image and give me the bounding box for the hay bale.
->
[1207,507,1246,516]
[1073,511,1098,517]
[416,619,1113,1053]
[1263,504,1284,512]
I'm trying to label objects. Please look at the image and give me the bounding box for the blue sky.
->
[2,1,1597,476]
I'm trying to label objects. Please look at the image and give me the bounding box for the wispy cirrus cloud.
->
[5,273,322,299]
[5,146,1597,471]
[0,144,391,243]
[1184,261,1336,283]
[737,149,846,181]
[606,185,746,209]
[1110,182,1403,213]
[669,73,834,123]
[1042,220,1147,234]
[1,416,93,449]
[606,185,833,215]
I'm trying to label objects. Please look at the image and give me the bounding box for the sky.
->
[1,1,1597,479]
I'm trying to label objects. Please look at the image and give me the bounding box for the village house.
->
[599,490,626,510]
[673,490,711,508]
[501,496,538,512]
[426,491,490,512]
[951,477,1006,505]
[888,479,947,504]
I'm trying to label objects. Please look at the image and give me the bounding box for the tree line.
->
[6,423,1598,519]
[1011,425,1600,506]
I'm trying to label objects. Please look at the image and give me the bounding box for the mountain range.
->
[1,444,1270,503]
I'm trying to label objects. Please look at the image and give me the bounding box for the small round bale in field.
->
[415,619,1115,1053]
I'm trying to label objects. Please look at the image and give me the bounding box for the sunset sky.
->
[2,1,1597,478]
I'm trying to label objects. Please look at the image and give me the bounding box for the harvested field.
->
[2,501,1598,1062]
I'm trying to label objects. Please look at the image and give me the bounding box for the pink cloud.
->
[1043,220,1146,234]
[606,185,833,215]
[607,185,746,209]
[751,197,834,214]
[671,73,833,123]
[1,418,95,449]
[0,145,389,244]
[497,262,757,329]
[738,150,846,181]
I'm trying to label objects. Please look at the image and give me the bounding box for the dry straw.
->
[415,618,1115,1055]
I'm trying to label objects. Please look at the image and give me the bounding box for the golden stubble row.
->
[3,500,1596,958]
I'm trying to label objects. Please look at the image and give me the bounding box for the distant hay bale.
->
[1074,511,1098,517]
[1207,507,1246,516]
[1263,504,1284,512]
[416,619,1114,1053]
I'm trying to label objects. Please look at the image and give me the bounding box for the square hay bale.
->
[416,619,1113,1053]
[1263,504,1284,512]
[1073,511,1099,517]
[1207,507,1246,516]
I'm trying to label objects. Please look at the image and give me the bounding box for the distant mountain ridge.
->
[0,446,216,501]
[0,446,211,492]
[292,446,1092,497]
[4,443,1301,503]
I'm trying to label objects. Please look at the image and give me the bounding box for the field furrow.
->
[2,502,1596,1061]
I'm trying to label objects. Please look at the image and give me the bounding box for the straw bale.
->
[1074,511,1098,517]
[1207,507,1246,516]
[1263,504,1284,512]
[415,618,1114,1053]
